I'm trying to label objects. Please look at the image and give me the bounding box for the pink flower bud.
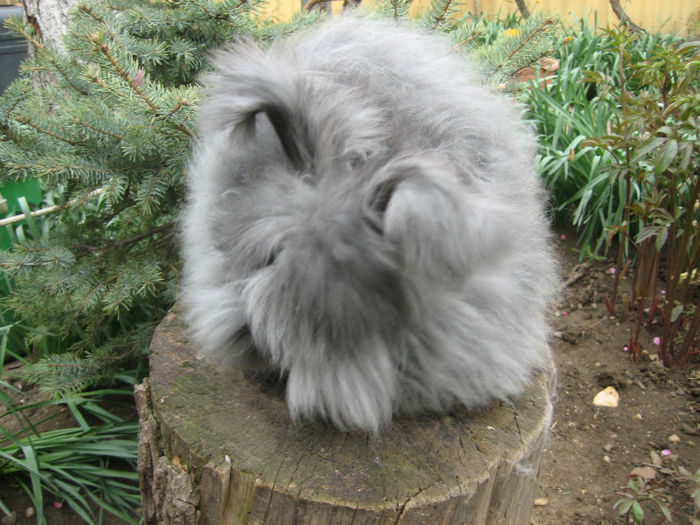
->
[653,337,661,345]
[133,69,145,87]
[660,449,672,456]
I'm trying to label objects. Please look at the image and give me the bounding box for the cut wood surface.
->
[137,306,555,525]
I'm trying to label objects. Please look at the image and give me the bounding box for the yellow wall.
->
[461,0,700,36]
[258,0,300,23]
[261,0,700,36]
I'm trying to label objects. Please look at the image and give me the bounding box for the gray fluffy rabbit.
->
[180,16,557,433]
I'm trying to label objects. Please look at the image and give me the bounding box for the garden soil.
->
[1,229,698,525]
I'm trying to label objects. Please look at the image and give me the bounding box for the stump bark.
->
[136,307,555,525]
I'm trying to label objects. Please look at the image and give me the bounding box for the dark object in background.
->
[0,6,29,93]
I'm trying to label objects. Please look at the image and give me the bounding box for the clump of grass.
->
[523,16,673,258]
[0,375,140,525]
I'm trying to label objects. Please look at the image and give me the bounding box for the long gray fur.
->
[180,16,557,433]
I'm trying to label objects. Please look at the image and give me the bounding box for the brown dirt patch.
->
[531,231,699,525]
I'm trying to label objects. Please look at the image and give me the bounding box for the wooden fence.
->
[259,0,700,36]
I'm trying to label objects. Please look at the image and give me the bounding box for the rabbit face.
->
[236,191,410,431]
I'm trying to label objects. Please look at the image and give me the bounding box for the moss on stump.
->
[136,307,554,525]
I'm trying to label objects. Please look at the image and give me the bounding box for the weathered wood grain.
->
[137,307,554,525]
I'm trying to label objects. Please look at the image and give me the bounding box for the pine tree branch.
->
[5,17,44,51]
[72,275,116,315]
[14,115,79,146]
[429,0,455,32]
[103,222,174,254]
[74,118,125,140]
[87,70,122,99]
[97,43,158,112]
[76,4,107,24]
[5,18,90,96]
[3,84,30,118]
[189,0,237,23]
[4,163,115,178]
[95,42,195,138]
[163,100,191,125]
[53,62,91,97]
[515,53,555,77]
[189,0,218,18]
[391,0,400,20]
[0,122,22,144]
[0,83,29,143]
[25,61,91,96]
[389,0,406,20]
[23,355,107,394]
[453,32,482,49]
[492,17,556,76]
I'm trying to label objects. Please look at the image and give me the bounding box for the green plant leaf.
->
[654,227,668,252]
[630,500,644,523]
[630,136,664,164]
[655,500,673,521]
[0,498,11,517]
[654,139,678,175]
[614,498,634,515]
[671,302,684,322]
[21,445,46,524]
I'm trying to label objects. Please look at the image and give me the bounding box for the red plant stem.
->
[632,302,645,362]
[630,238,659,362]
[610,38,631,314]
[662,169,679,365]
[645,288,660,332]
[609,168,633,316]
[609,229,625,314]
[677,307,700,367]
[629,249,640,361]
[646,249,660,328]
[673,176,700,309]
[661,157,700,366]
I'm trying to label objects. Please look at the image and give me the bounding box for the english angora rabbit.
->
[181,16,557,433]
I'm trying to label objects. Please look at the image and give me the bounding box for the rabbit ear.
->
[199,41,314,169]
[372,157,514,284]
[242,104,311,170]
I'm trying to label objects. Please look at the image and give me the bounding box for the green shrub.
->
[0,0,299,392]
[585,27,699,366]
[524,17,673,257]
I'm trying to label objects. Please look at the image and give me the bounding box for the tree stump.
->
[136,306,555,525]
